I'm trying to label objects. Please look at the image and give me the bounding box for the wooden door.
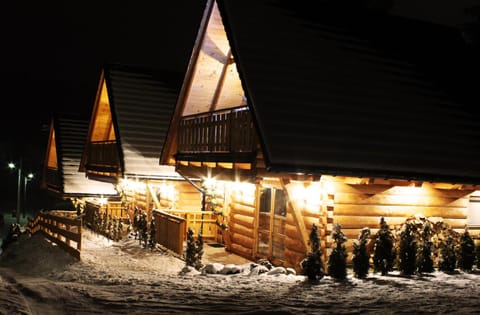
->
[257,187,287,262]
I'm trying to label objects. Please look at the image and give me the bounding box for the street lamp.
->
[24,173,34,218]
[8,159,22,224]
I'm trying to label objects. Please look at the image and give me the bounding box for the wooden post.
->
[280,178,309,251]
[78,218,82,251]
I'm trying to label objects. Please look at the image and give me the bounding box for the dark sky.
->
[0,0,477,208]
[1,2,206,168]
[0,1,206,208]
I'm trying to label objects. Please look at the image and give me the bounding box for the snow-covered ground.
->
[1,227,479,315]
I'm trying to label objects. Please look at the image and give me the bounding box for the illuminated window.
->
[468,195,480,227]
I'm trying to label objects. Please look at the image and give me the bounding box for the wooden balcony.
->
[85,140,121,173]
[176,106,257,162]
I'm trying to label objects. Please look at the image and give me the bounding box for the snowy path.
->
[1,230,480,314]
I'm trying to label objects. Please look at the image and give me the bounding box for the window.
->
[468,195,480,227]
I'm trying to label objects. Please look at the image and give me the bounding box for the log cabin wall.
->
[119,179,202,225]
[330,178,473,262]
[226,182,256,259]
[282,180,327,270]
[157,181,202,212]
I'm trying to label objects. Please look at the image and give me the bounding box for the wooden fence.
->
[28,210,82,259]
[153,210,186,255]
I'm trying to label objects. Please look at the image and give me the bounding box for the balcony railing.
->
[86,140,120,170]
[177,106,256,154]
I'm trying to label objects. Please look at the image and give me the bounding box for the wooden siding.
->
[330,180,473,262]
[227,185,256,259]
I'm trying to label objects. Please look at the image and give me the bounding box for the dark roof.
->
[104,64,183,179]
[217,0,480,184]
[53,116,117,196]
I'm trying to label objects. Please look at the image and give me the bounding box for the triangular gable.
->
[46,120,58,170]
[90,76,117,143]
[161,0,247,165]
[181,0,245,116]
[41,118,59,191]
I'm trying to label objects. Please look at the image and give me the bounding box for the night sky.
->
[0,0,478,210]
[0,1,205,210]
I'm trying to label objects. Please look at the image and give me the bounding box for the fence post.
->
[78,217,82,251]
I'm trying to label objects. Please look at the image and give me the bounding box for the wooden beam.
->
[147,183,161,210]
[279,178,309,251]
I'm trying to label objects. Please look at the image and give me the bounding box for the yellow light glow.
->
[120,178,146,192]
[203,177,217,190]
[97,197,108,205]
[321,180,335,195]
[159,182,176,202]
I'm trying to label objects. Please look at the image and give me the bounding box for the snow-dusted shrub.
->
[457,227,475,272]
[352,227,371,279]
[438,235,457,273]
[327,224,348,280]
[300,223,324,281]
[417,219,434,273]
[373,217,395,276]
[398,220,417,275]
[185,228,203,270]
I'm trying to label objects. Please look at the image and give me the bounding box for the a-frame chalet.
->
[160,0,480,269]
[41,115,118,210]
[80,64,206,241]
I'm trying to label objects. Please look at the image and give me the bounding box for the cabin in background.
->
[79,64,207,243]
[160,0,480,269]
[41,115,118,211]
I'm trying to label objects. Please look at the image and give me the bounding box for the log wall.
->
[227,183,256,259]
[284,181,324,270]
[331,180,473,262]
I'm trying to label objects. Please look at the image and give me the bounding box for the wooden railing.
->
[153,209,186,255]
[28,210,82,259]
[178,106,256,154]
[165,209,218,240]
[86,140,120,169]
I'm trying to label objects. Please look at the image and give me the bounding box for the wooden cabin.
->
[160,0,480,269]
[79,64,206,241]
[41,115,118,213]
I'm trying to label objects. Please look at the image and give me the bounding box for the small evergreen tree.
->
[352,227,371,279]
[373,217,395,275]
[438,235,457,273]
[457,227,475,272]
[148,217,156,251]
[398,220,417,275]
[194,232,204,270]
[300,223,324,281]
[328,224,348,280]
[185,227,203,270]
[417,219,434,273]
[185,227,197,268]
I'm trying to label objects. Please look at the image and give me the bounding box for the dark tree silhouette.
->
[458,228,475,272]
[373,217,395,275]
[417,219,434,273]
[439,235,457,273]
[328,224,348,280]
[398,220,417,275]
[301,223,324,282]
[352,227,371,279]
